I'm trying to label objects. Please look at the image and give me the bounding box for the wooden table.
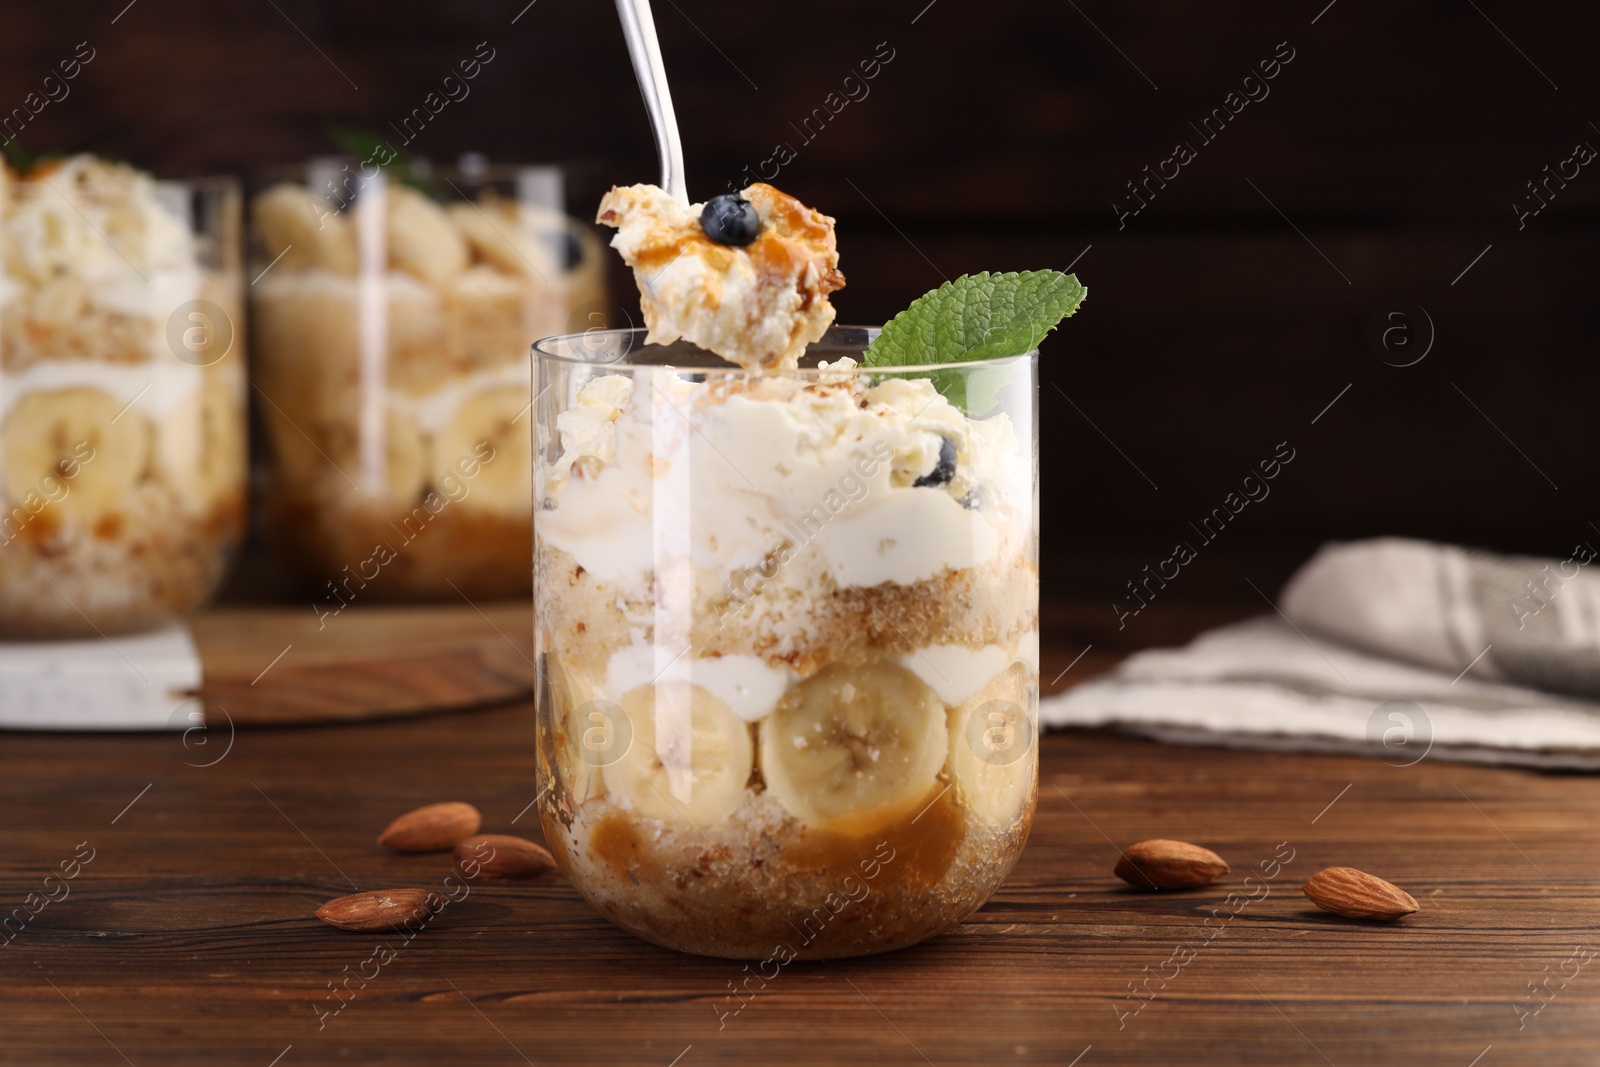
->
[4,617,1598,1065]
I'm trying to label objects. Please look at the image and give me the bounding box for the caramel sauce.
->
[782,784,963,889]
[588,810,638,878]
[747,232,806,283]
[589,809,682,889]
[546,776,1031,958]
[12,505,61,545]
[745,183,834,244]
[202,492,247,543]
[92,511,124,541]
[633,234,734,276]
[269,494,532,599]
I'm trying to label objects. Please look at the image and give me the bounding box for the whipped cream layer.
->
[598,635,1039,723]
[398,361,528,432]
[2,155,202,316]
[0,359,203,423]
[2,155,209,424]
[901,644,1018,706]
[253,267,534,432]
[605,644,794,723]
[539,360,1028,592]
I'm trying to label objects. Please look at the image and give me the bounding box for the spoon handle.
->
[615,0,688,203]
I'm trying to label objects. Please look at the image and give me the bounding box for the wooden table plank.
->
[3,689,1596,1065]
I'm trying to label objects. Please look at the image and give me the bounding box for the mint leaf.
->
[863,270,1086,366]
[860,271,1085,413]
[324,126,440,199]
[1,143,65,175]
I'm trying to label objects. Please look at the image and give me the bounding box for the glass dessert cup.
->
[250,161,608,600]
[0,160,246,638]
[534,327,1039,959]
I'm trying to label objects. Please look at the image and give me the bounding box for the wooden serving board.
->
[192,603,538,725]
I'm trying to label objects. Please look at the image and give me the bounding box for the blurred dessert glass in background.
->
[249,160,607,601]
[0,156,245,638]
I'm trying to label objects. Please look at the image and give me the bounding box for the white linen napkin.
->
[1279,537,1600,697]
[1042,537,1600,769]
[0,622,201,730]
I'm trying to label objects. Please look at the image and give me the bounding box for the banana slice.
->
[760,662,948,836]
[2,387,149,522]
[349,409,428,507]
[607,682,753,824]
[263,406,427,507]
[545,653,608,803]
[156,374,246,513]
[386,185,468,285]
[446,200,559,280]
[260,405,325,488]
[947,662,1036,828]
[434,385,531,517]
[252,183,357,275]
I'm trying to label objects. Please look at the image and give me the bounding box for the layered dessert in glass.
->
[534,182,1042,959]
[250,163,606,599]
[0,156,245,638]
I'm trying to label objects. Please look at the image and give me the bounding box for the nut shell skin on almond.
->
[595,182,845,370]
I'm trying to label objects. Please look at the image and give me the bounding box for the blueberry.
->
[700,194,761,247]
[914,437,957,488]
[959,486,983,510]
[540,230,584,271]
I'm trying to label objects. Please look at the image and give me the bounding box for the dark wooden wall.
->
[4,0,1595,610]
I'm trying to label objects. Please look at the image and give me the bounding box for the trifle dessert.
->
[250,164,606,599]
[0,156,245,638]
[534,181,1082,958]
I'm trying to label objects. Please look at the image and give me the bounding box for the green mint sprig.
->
[2,143,67,175]
[325,126,440,199]
[860,270,1086,413]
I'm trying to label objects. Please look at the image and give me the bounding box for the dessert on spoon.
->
[597,182,844,370]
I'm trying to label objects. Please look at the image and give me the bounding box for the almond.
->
[315,888,443,932]
[452,834,558,880]
[377,801,481,853]
[1303,866,1418,920]
[1114,839,1230,889]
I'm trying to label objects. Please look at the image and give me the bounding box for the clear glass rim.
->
[532,326,1040,375]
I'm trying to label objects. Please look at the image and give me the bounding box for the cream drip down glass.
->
[534,326,1039,959]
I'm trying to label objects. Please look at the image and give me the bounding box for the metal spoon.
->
[614,0,688,203]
